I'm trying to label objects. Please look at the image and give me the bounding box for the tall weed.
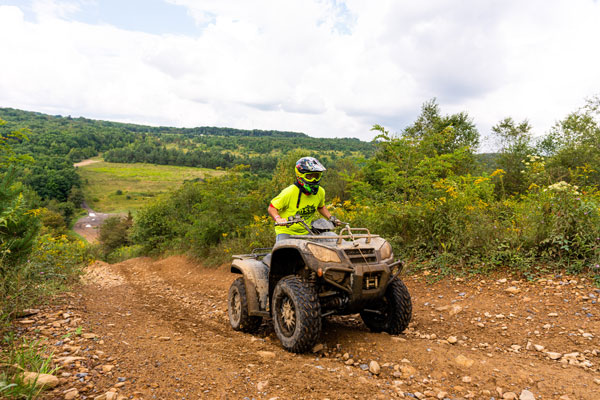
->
[1,235,90,329]
[0,335,58,399]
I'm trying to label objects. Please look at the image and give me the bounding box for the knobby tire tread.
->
[272,276,321,353]
[229,277,262,333]
[360,278,412,334]
[387,278,412,334]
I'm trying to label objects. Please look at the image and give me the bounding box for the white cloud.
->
[1,0,600,147]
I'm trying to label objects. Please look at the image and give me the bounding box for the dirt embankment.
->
[15,257,600,399]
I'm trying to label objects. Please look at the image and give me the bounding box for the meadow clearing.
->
[77,160,225,213]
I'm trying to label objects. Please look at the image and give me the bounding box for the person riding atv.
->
[268,157,340,242]
[227,157,413,353]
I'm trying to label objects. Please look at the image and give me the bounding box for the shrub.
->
[1,234,91,327]
[98,214,132,258]
[39,208,67,236]
[132,171,270,258]
[106,244,143,264]
[0,169,40,269]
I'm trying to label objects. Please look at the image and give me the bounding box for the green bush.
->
[98,214,132,257]
[106,244,143,264]
[1,234,91,327]
[0,169,40,269]
[132,170,270,259]
[121,98,600,282]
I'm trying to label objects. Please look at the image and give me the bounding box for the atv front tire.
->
[360,278,412,334]
[272,276,321,353]
[228,277,262,333]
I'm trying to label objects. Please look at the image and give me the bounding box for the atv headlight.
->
[380,242,393,260]
[307,243,341,263]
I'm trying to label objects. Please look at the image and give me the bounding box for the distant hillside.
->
[0,107,307,138]
[0,107,374,202]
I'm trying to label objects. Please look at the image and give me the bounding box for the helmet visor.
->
[303,172,322,182]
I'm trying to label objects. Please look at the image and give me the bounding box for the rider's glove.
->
[329,216,341,226]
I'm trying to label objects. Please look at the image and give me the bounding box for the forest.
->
[120,97,600,284]
[0,107,374,199]
[2,96,600,332]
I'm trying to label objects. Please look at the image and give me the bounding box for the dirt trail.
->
[74,159,101,168]
[41,257,600,399]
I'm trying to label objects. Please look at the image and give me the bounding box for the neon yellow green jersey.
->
[271,184,325,235]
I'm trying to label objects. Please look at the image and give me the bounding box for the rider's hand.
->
[329,216,341,226]
[275,217,287,225]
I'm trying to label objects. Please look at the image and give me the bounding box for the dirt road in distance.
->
[72,202,112,243]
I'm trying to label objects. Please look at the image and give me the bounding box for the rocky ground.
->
[12,256,600,399]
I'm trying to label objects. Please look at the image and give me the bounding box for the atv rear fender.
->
[231,259,269,317]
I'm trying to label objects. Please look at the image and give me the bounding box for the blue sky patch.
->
[0,0,201,36]
[75,0,200,36]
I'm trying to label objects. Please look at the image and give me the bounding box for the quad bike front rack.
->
[291,225,378,245]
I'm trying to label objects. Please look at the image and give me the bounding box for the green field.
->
[77,160,225,213]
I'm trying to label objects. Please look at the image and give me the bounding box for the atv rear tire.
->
[272,275,321,353]
[360,278,412,334]
[228,277,262,333]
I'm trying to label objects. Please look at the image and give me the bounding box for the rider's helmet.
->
[295,157,326,195]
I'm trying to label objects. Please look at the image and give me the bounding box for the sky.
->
[1,0,599,150]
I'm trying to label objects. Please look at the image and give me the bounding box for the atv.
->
[227,216,412,353]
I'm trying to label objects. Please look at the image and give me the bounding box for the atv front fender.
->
[231,259,269,316]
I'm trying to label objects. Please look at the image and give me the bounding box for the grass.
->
[77,161,226,213]
[0,336,58,399]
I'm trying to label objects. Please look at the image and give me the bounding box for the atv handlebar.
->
[274,215,349,228]
[274,216,302,226]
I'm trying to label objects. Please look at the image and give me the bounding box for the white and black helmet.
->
[295,157,326,195]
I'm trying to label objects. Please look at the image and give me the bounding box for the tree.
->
[403,99,480,155]
[542,96,600,185]
[0,120,40,268]
[366,100,480,201]
[492,117,534,195]
[99,213,133,257]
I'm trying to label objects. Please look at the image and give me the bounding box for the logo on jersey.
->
[298,204,316,219]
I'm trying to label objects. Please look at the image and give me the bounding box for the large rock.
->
[399,365,416,377]
[81,333,97,339]
[449,305,463,316]
[257,351,276,360]
[505,286,521,294]
[56,356,85,365]
[546,352,562,360]
[455,355,475,368]
[369,360,381,375]
[520,390,535,400]
[23,372,59,388]
[102,364,115,373]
